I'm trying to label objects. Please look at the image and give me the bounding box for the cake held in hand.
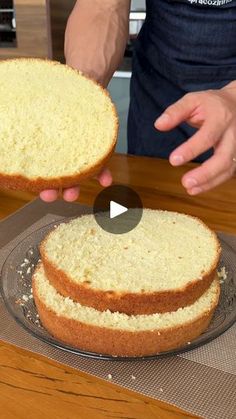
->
[32,264,220,357]
[0,59,118,192]
[40,209,221,315]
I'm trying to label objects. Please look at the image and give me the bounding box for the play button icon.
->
[93,185,143,234]
[110,201,128,219]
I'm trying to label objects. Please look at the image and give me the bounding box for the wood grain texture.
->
[0,342,198,419]
[0,0,51,59]
[0,153,235,418]
[1,153,235,233]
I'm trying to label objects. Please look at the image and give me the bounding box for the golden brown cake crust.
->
[32,276,220,357]
[0,58,118,193]
[40,227,221,315]
[0,145,115,193]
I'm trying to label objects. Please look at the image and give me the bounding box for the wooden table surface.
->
[0,153,235,419]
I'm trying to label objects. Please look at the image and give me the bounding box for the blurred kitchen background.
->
[0,0,146,153]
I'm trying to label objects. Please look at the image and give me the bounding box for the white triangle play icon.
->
[110,201,128,219]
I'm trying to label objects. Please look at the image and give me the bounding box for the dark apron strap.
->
[128,0,236,162]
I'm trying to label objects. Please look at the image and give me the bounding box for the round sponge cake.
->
[40,209,221,315]
[0,59,118,192]
[32,264,220,357]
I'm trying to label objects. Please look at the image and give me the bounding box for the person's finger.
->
[169,120,224,166]
[40,189,59,202]
[182,137,235,191]
[62,186,80,202]
[154,93,199,131]
[96,168,113,187]
[186,169,235,195]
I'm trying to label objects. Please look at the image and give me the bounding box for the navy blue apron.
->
[128,0,236,162]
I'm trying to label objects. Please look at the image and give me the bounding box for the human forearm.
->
[65,0,130,86]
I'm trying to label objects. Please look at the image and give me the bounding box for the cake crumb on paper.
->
[131,375,136,380]
[217,266,227,283]
[107,374,113,380]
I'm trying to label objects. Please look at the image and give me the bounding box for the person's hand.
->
[40,168,112,202]
[155,82,236,195]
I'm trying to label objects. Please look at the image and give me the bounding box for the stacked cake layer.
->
[32,209,221,357]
